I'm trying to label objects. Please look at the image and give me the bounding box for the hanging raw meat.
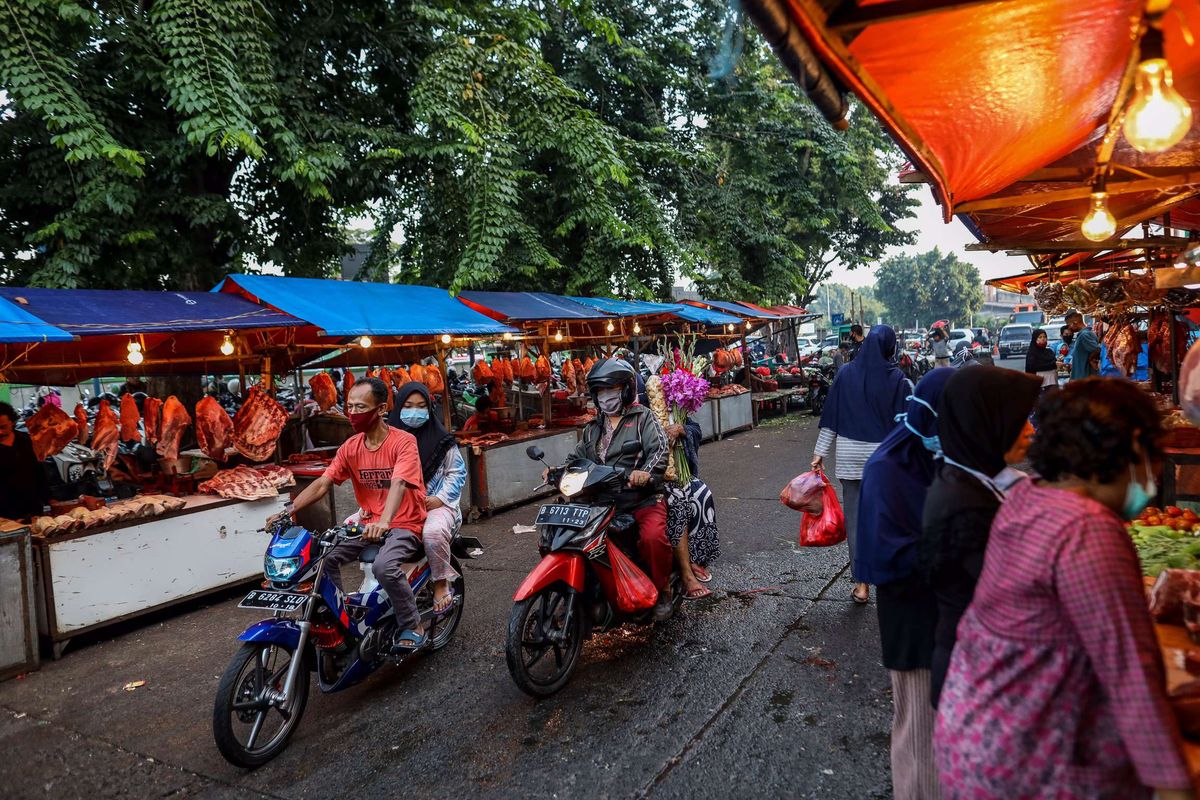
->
[342,370,355,415]
[195,395,234,462]
[472,359,493,385]
[309,372,337,412]
[1149,311,1189,376]
[563,358,577,393]
[391,366,411,388]
[142,396,162,444]
[535,355,552,383]
[156,396,191,461]
[231,386,289,462]
[73,403,88,444]
[27,403,79,461]
[574,358,586,383]
[1104,320,1139,378]
[423,364,445,394]
[379,368,393,409]
[583,357,595,375]
[92,399,120,468]
[489,382,507,408]
[119,393,141,442]
[520,356,537,381]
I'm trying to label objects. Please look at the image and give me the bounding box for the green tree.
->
[875,248,984,329]
[810,282,884,325]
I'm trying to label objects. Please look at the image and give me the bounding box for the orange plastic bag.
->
[780,470,826,514]
[608,541,658,612]
[798,472,846,547]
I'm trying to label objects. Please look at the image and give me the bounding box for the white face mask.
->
[597,387,624,415]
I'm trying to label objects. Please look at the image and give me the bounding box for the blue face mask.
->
[1123,459,1157,520]
[399,407,429,427]
[897,395,941,454]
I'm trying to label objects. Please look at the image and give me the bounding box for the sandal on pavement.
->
[692,565,712,583]
[684,585,712,600]
[389,628,428,654]
[852,586,870,605]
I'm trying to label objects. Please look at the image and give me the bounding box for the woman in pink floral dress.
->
[934,379,1193,799]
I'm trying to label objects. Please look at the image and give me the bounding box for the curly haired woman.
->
[934,379,1192,800]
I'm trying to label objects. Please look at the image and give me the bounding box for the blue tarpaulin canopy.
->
[685,299,779,320]
[216,275,517,337]
[0,287,305,335]
[568,296,742,327]
[458,291,613,323]
[0,295,72,343]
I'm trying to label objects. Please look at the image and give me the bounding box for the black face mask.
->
[1062,331,1074,344]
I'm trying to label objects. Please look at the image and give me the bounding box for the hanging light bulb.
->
[359,335,373,348]
[127,349,144,365]
[633,322,641,334]
[725,324,733,332]
[220,334,235,356]
[1081,190,1117,242]
[745,320,752,330]
[126,340,141,354]
[606,320,615,333]
[440,333,452,345]
[503,332,513,341]
[554,329,564,342]
[1124,28,1192,154]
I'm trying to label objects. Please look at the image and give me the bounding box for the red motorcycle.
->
[505,443,683,697]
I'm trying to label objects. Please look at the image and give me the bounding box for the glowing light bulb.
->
[554,330,563,342]
[725,324,733,332]
[606,320,615,333]
[220,335,235,356]
[1125,58,1192,153]
[359,335,372,348]
[1080,192,1117,241]
[441,334,452,344]
[127,349,144,365]
[745,320,752,330]
[633,322,641,334]
[503,332,513,341]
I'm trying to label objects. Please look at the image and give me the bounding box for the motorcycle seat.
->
[358,545,380,564]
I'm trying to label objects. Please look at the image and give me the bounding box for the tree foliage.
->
[810,282,884,326]
[0,0,916,303]
[875,248,984,328]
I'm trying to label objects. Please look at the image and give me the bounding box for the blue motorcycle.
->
[212,518,483,767]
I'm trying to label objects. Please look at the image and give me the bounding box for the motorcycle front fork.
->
[270,557,327,707]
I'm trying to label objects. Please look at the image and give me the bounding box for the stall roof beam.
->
[827,0,1017,35]
[965,235,1191,253]
[955,171,1200,214]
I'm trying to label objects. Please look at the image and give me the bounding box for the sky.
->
[825,183,1020,289]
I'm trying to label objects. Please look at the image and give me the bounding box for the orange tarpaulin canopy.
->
[751,0,1200,253]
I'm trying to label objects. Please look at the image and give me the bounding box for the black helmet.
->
[587,358,637,407]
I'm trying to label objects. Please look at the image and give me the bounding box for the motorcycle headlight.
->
[264,555,302,581]
[559,471,588,497]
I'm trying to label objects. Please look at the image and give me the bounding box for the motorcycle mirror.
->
[619,440,641,456]
[526,446,545,461]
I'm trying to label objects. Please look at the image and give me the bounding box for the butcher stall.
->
[0,287,317,655]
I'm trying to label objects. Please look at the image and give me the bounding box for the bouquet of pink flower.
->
[659,368,710,485]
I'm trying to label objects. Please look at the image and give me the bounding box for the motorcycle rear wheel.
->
[506,584,584,697]
[424,558,466,651]
[212,641,309,768]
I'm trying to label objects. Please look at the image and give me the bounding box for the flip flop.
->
[852,587,870,605]
[431,589,458,618]
[389,628,428,654]
[692,565,712,583]
[684,585,712,600]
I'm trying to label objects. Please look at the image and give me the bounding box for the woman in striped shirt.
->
[811,324,911,604]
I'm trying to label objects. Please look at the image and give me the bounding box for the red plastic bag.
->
[798,473,846,547]
[780,470,826,514]
[608,541,658,613]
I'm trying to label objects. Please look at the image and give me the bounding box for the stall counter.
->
[715,391,753,438]
[464,427,581,517]
[33,493,287,657]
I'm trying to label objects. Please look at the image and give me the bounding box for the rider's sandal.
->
[692,565,712,583]
[431,590,458,618]
[389,628,428,654]
[684,585,712,600]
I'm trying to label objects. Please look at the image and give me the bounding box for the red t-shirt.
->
[323,427,427,534]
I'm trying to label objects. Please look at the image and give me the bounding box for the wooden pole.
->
[542,324,553,428]
[437,345,452,430]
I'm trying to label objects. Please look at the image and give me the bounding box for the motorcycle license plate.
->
[535,504,592,529]
[238,589,308,612]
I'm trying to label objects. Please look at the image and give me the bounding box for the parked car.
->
[970,327,991,347]
[948,328,975,354]
[998,324,1034,359]
[797,337,820,357]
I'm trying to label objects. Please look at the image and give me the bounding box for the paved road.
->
[0,416,891,800]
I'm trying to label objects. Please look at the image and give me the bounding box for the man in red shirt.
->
[275,377,430,652]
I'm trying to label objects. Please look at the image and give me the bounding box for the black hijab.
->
[1024,329,1056,374]
[388,382,457,484]
[938,366,1041,476]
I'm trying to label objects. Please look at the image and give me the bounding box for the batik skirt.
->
[665,477,720,566]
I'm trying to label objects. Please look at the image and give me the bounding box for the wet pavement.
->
[0,415,891,799]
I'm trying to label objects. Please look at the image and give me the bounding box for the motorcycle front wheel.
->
[809,390,825,417]
[506,584,584,697]
[213,641,310,768]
